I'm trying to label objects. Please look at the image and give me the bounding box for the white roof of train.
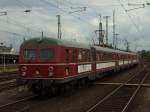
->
[94,46,137,55]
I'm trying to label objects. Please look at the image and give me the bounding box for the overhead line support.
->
[103,16,110,45]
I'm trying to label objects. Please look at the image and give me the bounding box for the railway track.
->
[0,79,17,92]
[0,72,18,91]
[0,95,36,112]
[0,72,18,82]
[87,69,149,112]
[0,72,34,112]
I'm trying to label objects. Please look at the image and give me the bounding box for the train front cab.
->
[19,44,83,85]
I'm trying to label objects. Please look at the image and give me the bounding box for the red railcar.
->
[19,37,139,94]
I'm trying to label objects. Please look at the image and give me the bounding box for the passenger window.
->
[78,51,82,61]
[72,50,76,63]
[88,52,91,61]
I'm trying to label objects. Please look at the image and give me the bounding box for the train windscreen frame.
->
[40,49,54,61]
[24,49,36,61]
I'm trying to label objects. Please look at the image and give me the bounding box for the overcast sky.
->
[0,0,149,51]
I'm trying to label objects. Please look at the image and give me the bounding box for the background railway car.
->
[19,37,139,95]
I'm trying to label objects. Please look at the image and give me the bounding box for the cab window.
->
[40,49,54,60]
[24,49,36,60]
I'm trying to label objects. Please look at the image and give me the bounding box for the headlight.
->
[48,66,54,77]
[35,70,40,75]
[65,68,69,76]
[21,72,26,76]
[48,66,54,71]
[21,66,27,71]
[48,72,53,77]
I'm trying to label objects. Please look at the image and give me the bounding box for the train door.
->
[66,48,76,63]
[65,48,77,76]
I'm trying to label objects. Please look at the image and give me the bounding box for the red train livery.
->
[19,37,139,94]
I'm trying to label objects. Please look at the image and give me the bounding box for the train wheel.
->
[50,86,58,96]
[69,81,77,94]
[77,78,87,89]
[59,83,72,95]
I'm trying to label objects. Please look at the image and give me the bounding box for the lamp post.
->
[0,43,5,71]
[0,12,7,71]
[3,50,5,71]
[0,10,30,71]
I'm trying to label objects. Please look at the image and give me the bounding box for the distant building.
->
[0,45,18,64]
[0,45,18,54]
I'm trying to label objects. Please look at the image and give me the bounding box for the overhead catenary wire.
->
[0,0,146,49]
[39,0,98,41]
[14,0,30,9]
[0,30,26,38]
[13,0,96,40]
[42,0,96,27]
[0,0,58,40]
[5,0,48,36]
[117,0,144,39]
[0,30,27,47]
[0,16,41,39]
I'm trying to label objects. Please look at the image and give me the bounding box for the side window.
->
[78,49,91,62]
[103,52,106,60]
[72,49,76,63]
[96,52,100,61]
[113,54,115,60]
[101,53,103,60]
[66,49,69,63]
[78,51,82,62]
[83,50,88,62]
[88,51,91,61]
[91,47,96,61]
[118,54,121,60]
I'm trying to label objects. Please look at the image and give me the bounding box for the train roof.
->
[94,46,136,55]
[21,37,91,49]
[21,37,137,55]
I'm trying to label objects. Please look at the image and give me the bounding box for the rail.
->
[0,95,36,112]
[87,70,149,112]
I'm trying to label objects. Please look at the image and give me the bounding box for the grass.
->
[0,64,18,73]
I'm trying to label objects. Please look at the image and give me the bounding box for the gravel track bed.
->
[20,67,140,112]
[0,66,142,112]
[26,85,117,112]
[126,87,150,112]
[143,73,150,84]
[0,87,33,107]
